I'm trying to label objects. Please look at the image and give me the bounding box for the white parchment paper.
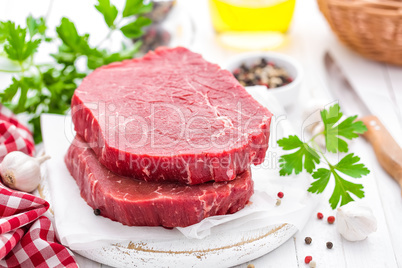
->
[41,90,317,250]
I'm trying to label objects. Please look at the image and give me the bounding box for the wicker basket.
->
[317,0,402,65]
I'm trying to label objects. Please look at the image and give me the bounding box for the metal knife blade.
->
[324,52,371,117]
[324,51,402,193]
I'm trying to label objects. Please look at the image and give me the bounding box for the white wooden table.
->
[1,0,402,267]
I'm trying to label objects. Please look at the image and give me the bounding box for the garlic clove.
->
[336,201,377,241]
[0,151,50,193]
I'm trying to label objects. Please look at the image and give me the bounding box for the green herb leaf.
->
[0,77,20,102]
[122,0,153,17]
[3,21,41,62]
[278,135,320,175]
[26,15,47,39]
[0,22,7,43]
[29,116,42,144]
[56,18,93,56]
[321,103,367,153]
[279,103,370,209]
[329,170,364,209]
[307,153,368,209]
[308,168,331,194]
[120,16,152,38]
[14,78,29,113]
[334,153,370,178]
[95,0,118,28]
[336,115,367,139]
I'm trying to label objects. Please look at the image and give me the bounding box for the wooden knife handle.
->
[361,115,402,190]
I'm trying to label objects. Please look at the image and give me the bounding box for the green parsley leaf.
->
[95,0,118,28]
[308,168,331,194]
[14,78,29,113]
[278,135,320,175]
[279,103,370,209]
[0,22,7,43]
[329,170,364,209]
[307,154,368,209]
[56,18,93,56]
[3,21,41,62]
[334,153,370,178]
[29,116,42,144]
[26,15,47,39]
[0,77,20,102]
[321,103,367,153]
[122,0,153,18]
[120,16,152,38]
[336,115,367,139]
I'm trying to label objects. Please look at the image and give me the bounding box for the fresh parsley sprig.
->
[278,103,370,209]
[0,0,153,143]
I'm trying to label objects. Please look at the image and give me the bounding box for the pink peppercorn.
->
[305,256,312,264]
[327,216,335,224]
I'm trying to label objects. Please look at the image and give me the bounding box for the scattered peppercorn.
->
[305,237,312,245]
[247,264,255,268]
[304,256,312,264]
[232,59,293,89]
[276,199,281,206]
[317,212,323,220]
[326,242,333,249]
[327,216,335,224]
[309,260,316,268]
[94,209,101,216]
[277,192,284,198]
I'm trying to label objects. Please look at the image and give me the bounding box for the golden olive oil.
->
[209,0,296,33]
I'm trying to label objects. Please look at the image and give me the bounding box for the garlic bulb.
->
[0,151,50,192]
[336,201,377,241]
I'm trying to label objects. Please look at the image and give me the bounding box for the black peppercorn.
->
[94,209,101,216]
[305,237,312,245]
[259,58,267,68]
[240,63,248,72]
[326,241,333,249]
[232,58,293,89]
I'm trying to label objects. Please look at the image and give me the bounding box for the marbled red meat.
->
[71,47,272,185]
[65,135,254,227]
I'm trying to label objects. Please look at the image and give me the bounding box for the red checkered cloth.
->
[0,186,78,267]
[0,104,35,162]
[0,105,78,267]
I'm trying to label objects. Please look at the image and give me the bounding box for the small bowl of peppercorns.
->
[225,52,303,107]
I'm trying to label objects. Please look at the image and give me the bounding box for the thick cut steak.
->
[65,135,254,227]
[71,47,272,185]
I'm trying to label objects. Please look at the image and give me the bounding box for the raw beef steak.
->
[71,47,272,185]
[65,135,254,227]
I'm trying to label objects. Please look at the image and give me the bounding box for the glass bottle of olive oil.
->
[209,0,296,50]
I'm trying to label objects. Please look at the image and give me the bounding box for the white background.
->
[1,0,402,267]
